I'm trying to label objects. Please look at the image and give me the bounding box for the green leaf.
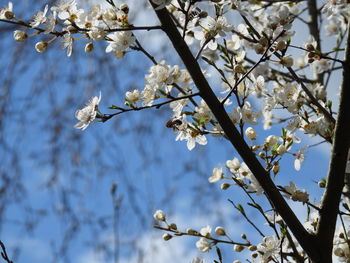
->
[108,104,118,109]
[157,89,167,96]
[216,246,223,262]
[202,56,213,65]
[236,204,245,214]
[271,144,280,154]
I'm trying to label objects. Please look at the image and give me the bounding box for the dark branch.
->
[316,26,350,262]
[149,2,320,261]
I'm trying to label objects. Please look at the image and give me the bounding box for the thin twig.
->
[228,199,265,238]
[0,241,13,263]
[101,92,200,122]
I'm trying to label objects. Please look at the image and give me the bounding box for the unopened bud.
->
[215,226,226,236]
[318,181,326,188]
[13,30,27,42]
[220,183,230,190]
[255,43,264,54]
[259,37,268,47]
[186,228,197,235]
[169,223,177,230]
[234,64,245,74]
[162,233,172,241]
[241,233,246,239]
[252,252,258,258]
[84,42,94,52]
[276,144,287,155]
[275,41,286,51]
[4,10,14,19]
[272,163,280,174]
[234,245,245,252]
[280,56,294,67]
[306,44,315,51]
[35,41,48,53]
[245,127,256,140]
[153,210,166,221]
[265,135,277,147]
[249,245,257,251]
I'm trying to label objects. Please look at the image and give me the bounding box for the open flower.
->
[196,237,212,252]
[74,92,101,130]
[208,167,223,183]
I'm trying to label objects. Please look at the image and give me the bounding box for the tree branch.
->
[307,0,324,84]
[149,2,320,261]
[316,26,350,262]
[0,241,13,263]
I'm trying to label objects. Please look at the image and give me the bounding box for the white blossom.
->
[105,31,135,57]
[30,4,48,27]
[61,33,73,57]
[208,167,224,183]
[153,210,166,221]
[74,92,101,130]
[245,127,257,140]
[200,225,212,237]
[196,237,212,252]
[257,236,280,262]
[13,30,27,42]
[283,182,309,203]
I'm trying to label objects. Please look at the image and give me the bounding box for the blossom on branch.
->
[74,92,101,130]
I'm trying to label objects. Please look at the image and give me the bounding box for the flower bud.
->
[252,252,258,258]
[306,44,315,51]
[186,228,197,235]
[249,245,257,251]
[84,42,94,52]
[254,43,264,54]
[215,226,226,236]
[234,245,244,252]
[169,223,177,230]
[162,233,172,241]
[233,261,241,263]
[259,37,268,47]
[241,233,246,239]
[272,163,280,174]
[275,40,286,51]
[245,127,256,140]
[35,41,48,53]
[220,183,230,190]
[153,210,166,221]
[13,30,27,42]
[276,144,287,155]
[234,64,245,74]
[318,181,326,188]
[265,135,278,147]
[280,56,294,67]
[4,10,14,19]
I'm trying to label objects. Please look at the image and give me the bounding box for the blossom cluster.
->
[3,0,135,57]
[3,0,350,262]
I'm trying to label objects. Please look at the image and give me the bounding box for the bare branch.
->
[316,26,350,262]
